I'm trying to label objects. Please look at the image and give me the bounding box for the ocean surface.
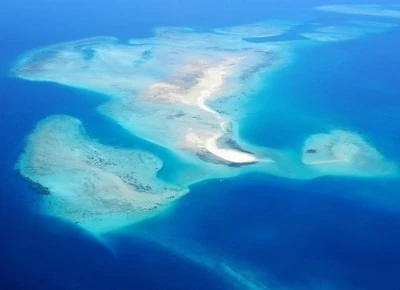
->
[1,1,400,289]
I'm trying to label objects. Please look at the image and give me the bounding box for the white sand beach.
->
[206,135,258,164]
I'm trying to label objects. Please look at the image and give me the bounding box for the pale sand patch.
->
[302,130,398,177]
[206,135,258,164]
[144,58,240,106]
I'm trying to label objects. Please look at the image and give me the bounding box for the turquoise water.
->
[2,1,400,289]
[242,32,400,159]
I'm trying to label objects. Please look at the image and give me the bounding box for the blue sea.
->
[1,0,400,289]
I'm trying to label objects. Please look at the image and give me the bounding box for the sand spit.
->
[99,57,267,165]
[206,135,258,164]
[143,59,261,164]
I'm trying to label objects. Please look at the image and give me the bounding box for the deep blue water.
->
[1,1,400,289]
[133,174,400,289]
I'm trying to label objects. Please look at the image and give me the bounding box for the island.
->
[12,9,399,234]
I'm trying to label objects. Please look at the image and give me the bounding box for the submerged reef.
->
[17,115,186,233]
[316,4,400,18]
[13,5,400,233]
[302,130,397,177]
